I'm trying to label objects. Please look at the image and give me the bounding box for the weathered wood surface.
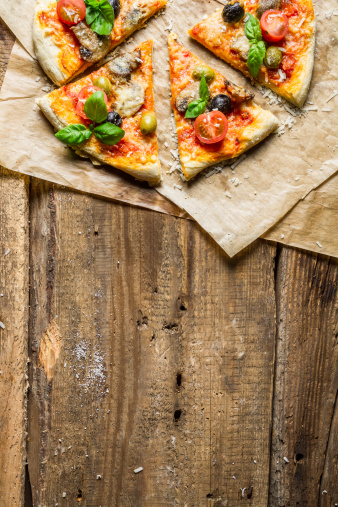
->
[0,23,30,507]
[270,249,338,507]
[0,22,337,507]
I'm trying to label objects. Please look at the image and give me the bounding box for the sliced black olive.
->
[106,111,123,127]
[222,1,245,23]
[79,46,93,60]
[208,94,232,115]
[108,0,121,18]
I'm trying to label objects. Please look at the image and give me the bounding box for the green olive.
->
[140,112,157,135]
[93,76,112,95]
[192,65,215,83]
[264,46,283,69]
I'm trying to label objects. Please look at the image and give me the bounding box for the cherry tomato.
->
[76,85,108,120]
[57,0,86,26]
[260,10,289,42]
[194,111,228,144]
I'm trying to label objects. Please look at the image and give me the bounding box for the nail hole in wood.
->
[174,409,181,422]
[247,486,253,499]
[77,489,82,502]
[176,373,182,387]
[206,493,213,498]
[180,304,187,311]
[295,453,304,462]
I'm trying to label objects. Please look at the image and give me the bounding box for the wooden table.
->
[0,22,337,507]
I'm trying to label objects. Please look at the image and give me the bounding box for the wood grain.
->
[27,179,276,506]
[270,247,338,506]
[0,167,29,506]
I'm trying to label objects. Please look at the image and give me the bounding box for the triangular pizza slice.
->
[168,34,278,181]
[34,0,166,86]
[37,40,161,185]
[189,0,315,107]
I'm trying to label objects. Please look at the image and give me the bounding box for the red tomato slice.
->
[57,0,86,26]
[194,111,228,145]
[76,85,108,120]
[260,10,289,42]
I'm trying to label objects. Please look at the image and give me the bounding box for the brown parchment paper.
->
[0,0,338,257]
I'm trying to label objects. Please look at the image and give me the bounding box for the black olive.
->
[208,94,232,115]
[79,46,93,60]
[106,111,123,127]
[222,1,245,23]
[108,0,121,18]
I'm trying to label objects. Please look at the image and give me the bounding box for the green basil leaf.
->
[90,0,114,35]
[199,73,209,103]
[99,0,114,25]
[245,13,262,42]
[85,5,100,25]
[84,90,108,123]
[90,16,113,35]
[247,40,266,77]
[94,123,125,145]
[185,98,207,119]
[84,0,100,8]
[55,124,92,145]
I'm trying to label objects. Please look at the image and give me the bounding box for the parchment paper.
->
[0,0,337,257]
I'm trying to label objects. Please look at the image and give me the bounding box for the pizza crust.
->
[181,107,279,180]
[37,96,161,185]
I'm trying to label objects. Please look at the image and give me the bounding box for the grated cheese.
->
[305,105,318,111]
[297,17,305,28]
[231,154,246,170]
[321,108,331,112]
[326,90,338,102]
[0,321,5,330]
[316,241,322,248]
[278,69,287,82]
[174,184,182,190]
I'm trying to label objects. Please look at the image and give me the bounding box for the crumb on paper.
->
[174,184,182,190]
[225,191,232,199]
[281,233,284,239]
[62,492,66,498]
[134,467,143,474]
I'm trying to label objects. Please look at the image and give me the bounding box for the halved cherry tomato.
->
[76,85,109,120]
[260,10,289,42]
[57,0,86,26]
[194,111,228,144]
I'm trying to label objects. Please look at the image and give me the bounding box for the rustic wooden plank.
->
[0,20,29,507]
[269,247,338,506]
[0,167,30,505]
[27,178,276,506]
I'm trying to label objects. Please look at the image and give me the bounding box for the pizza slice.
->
[189,0,315,107]
[37,40,161,185]
[168,34,278,181]
[33,0,166,86]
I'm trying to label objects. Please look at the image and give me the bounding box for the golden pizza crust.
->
[168,34,278,181]
[37,41,162,185]
[189,0,315,108]
[34,0,167,86]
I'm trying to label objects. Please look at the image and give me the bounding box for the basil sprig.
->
[55,124,92,145]
[55,89,124,146]
[84,90,108,123]
[185,73,210,119]
[84,0,114,36]
[94,123,125,145]
[245,13,266,77]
